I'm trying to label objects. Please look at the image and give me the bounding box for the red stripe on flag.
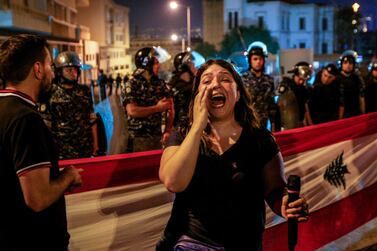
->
[60,150,162,194]
[275,112,377,156]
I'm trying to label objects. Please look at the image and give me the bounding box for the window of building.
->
[228,12,233,29]
[281,16,285,30]
[299,42,306,48]
[287,15,290,31]
[322,42,328,54]
[299,17,306,30]
[322,18,328,31]
[258,16,264,29]
[234,11,238,28]
[107,8,114,23]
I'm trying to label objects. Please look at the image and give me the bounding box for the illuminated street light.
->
[352,2,360,13]
[171,33,178,41]
[169,1,191,50]
[169,1,178,10]
[351,2,360,51]
[171,33,185,52]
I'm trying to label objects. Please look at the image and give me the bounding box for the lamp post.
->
[352,2,360,51]
[171,33,185,52]
[169,1,191,51]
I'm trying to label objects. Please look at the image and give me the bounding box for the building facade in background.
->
[77,0,132,78]
[0,0,98,83]
[203,0,335,55]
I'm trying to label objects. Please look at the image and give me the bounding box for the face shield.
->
[152,46,171,64]
[227,51,249,74]
[190,51,206,69]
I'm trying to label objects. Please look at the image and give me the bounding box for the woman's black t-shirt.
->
[164,126,279,251]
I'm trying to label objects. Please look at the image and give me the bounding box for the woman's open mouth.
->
[210,93,226,108]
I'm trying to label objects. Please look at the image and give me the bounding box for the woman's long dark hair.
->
[186,59,260,149]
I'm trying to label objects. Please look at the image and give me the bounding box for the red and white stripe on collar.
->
[0,89,37,107]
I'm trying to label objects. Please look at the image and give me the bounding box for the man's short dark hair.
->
[0,34,48,85]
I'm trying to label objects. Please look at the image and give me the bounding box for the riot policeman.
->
[337,50,365,118]
[123,47,174,152]
[242,41,278,131]
[170,51,204,134]
[308,63,340,124]
[278,61,313,129]
[43,51,99,159]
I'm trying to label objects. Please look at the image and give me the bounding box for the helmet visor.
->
[153,46,171,64]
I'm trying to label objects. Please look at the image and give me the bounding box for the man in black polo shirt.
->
[0,34,82,250]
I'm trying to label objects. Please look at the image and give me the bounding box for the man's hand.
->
[61,166,83,191]
[156,98,172,112]
[161,131,170,147]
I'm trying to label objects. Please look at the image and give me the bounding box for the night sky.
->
[115,0,202,37]
[116,0,377,36]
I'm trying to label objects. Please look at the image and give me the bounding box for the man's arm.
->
[360,97,366,114]
[91,123,99,154]
[304,103,313,126]
[126,98,171,118]
[19,165,82,212]
[339,106,344,119]
[161,98,175,145]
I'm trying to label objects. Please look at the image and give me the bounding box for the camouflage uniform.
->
[242,71,277,128]
[170,75,193,134]
[40,83,96,159]
[277,77,310,129]
[123,72,172,152]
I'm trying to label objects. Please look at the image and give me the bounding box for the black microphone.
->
[287,175,301,251]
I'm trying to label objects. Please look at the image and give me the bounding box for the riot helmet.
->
[173,51,205,74]
[288,61,313,80]
[246,41,268,71]
[134,47,158,73]
[339,50,358,65]
[54,51,81,84]
[174,52,191,73]
[324,63,339,76]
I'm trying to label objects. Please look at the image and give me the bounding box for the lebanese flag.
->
[63,112,377,251]
[264,112,377,250]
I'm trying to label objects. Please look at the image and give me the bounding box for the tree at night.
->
[194,41,218,59]
[219,25,279,58]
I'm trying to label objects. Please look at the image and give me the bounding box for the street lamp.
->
[171,33,186,52]
[351,2,360,50]
[352,2,360,13]
[169,1,191,51]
